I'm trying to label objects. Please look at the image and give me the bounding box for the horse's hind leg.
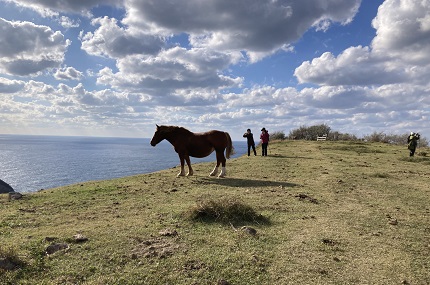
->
[219,165,226,178]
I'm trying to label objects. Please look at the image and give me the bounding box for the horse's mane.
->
[161,125,193,136]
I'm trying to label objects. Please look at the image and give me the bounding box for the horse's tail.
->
[225,132,235,159]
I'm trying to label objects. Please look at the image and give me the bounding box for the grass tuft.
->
[184,198,269,225]
[370,172,390,178]
[0,246,26,271]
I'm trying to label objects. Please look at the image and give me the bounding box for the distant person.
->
[243,129,257,156]
[260,128,269,156]
[407,132,420,156]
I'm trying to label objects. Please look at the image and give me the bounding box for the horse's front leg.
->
[185,155,193,176]
[209,152,220,176]
[177,154,186,177]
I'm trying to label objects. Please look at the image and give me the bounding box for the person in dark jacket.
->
[243,129,257,156]
[407,132,420,156]
[260,128,269,156]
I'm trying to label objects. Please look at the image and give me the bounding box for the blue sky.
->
[0,0,429,140]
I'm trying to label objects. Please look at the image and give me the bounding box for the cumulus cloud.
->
[80,16,164,58]
[295,0,430,87]
[57,16,80,28]
[54,66,83,80]
[223,86,298,108]
[0,18,70,76]
[2,0,360,60]
[1,0,121,17]
[290,0,430,137]
[76,0,363,106]
[0,77,25,93]
[294,46,407,86]
[123,0,360,60]
[371,0,430,65]
[1,0,429,139]
[96,47,243,101]
[0,79,155,135]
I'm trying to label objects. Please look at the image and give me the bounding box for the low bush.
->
[185,198,269,224]
[270,131,286,141]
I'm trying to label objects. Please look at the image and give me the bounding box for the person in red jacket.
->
[260,128,269,156]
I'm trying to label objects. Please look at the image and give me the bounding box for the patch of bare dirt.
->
[132,237,181,259]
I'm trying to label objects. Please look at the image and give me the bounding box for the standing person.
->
[243,129,257,156]
[260,128,269,156]
[407,132,420,156]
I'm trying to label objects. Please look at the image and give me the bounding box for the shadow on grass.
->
[267,154,313,159]
[320,144,385,154]
[197,177,298,188]
[399,156,430,164]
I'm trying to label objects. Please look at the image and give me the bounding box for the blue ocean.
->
[0,135,247,193]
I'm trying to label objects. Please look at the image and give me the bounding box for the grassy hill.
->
[1,140,429,285]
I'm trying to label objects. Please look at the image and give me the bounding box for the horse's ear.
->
[156,124,160,129]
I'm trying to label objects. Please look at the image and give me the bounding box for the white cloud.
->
[57,16,80,28]
[371,0,430,65]
[294,46,407,86]
[0,18,70,76]
[1,0,122,17]
[80,16,164,59]
[1,0,429,139]
[289,0,430,137]
[96,47,243,101]
[295,0,430,87]
[54,66,83,80]
[0,79,156,135]
[224,86,298,108]
[0,77,25,93]
[123,0,361,59]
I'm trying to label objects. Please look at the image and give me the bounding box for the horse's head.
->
[150,124,165,146]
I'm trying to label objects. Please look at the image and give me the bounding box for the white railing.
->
[317,134,327,141]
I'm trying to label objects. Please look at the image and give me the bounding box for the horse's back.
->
[185,130,227,155]
[198,130,228,144]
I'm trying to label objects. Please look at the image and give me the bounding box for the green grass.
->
[1,140,429,284]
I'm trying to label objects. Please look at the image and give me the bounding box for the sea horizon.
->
[0,134,247,193]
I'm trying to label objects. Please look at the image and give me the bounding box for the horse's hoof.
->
[177,173,185,177]
[186,173,193,176]
[209,173,217,176]
[218,175,225,178]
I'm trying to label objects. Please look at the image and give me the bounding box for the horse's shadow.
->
[196,176,298,188]
[268,154,313,160]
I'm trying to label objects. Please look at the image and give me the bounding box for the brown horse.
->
[150,125,235,177]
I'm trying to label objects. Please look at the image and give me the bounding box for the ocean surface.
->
[0,135,247,193]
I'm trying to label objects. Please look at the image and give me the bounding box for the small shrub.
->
[270,131,286,141]
[288,124,331,140]
[185,198,269,224]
